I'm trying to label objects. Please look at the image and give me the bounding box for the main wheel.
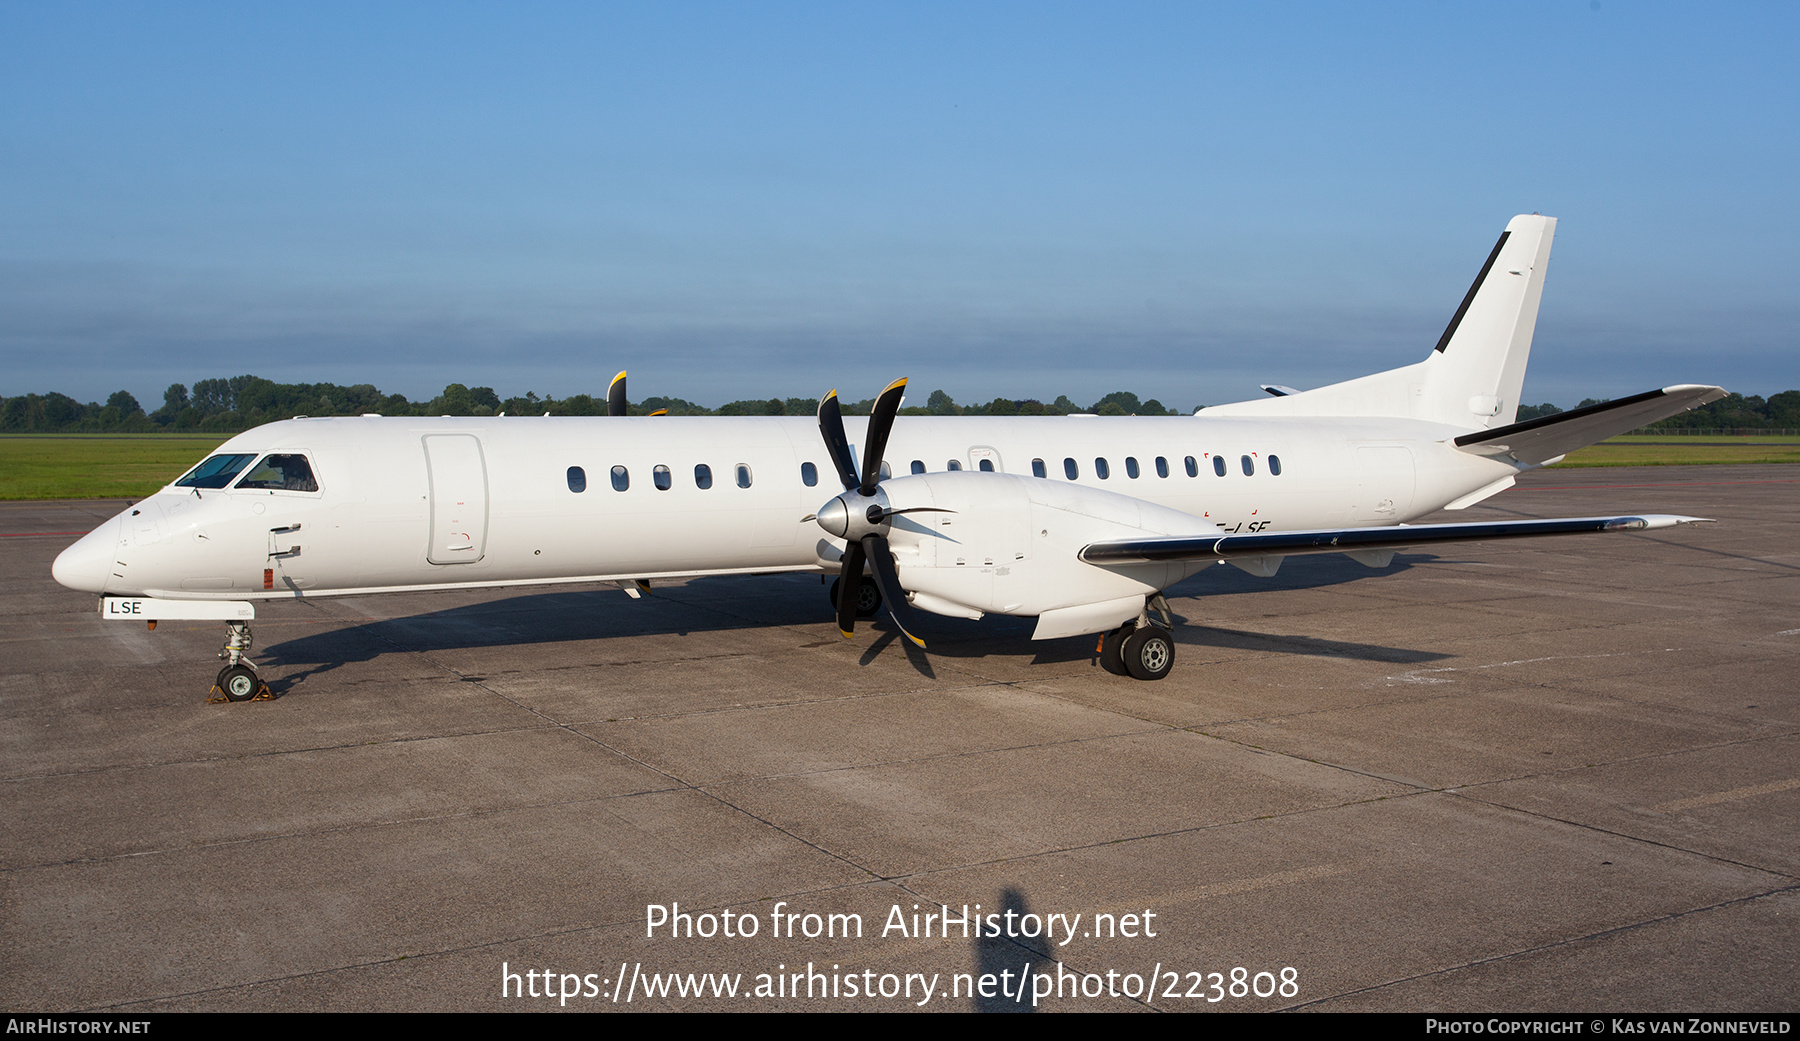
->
[218,664,262,702]
[1099,625,1132,676]
[828,577,883,618]
[1123,626,1175,681]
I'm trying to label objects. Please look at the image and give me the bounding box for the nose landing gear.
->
[208,621,271,703]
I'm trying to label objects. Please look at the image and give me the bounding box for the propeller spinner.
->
[814,378,944,649]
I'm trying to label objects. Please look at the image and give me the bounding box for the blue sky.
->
[3,2,1794,411]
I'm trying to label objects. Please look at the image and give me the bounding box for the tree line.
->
[2,375,1794,434]
[1514,392,1800,431]
[0,377,1185,433]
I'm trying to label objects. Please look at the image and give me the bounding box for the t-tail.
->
[1203,214,1722,448]
[1205,215,1556,428]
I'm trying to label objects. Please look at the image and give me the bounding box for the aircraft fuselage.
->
[55,411,1515,607]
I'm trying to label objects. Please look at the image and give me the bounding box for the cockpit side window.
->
[235,454,319,492]
[175,453,257,489]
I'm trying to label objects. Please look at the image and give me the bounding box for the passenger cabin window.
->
[911,460,926,475]
[735,464,752,489]
[1125,457,1140,479]
[695,464,713,490]
[611,466,629,492]
[1213,455,1227,477]
[978,458,994,472]
[1185,456,1198,478]
[175,453,256,489]
[654,465,672,491]
[880,462,892,480]
[947,460,962,471]
[801,461,818,487]
[1032,459,1047,478]
[1155,456,1169,478]
[236,454,318,492]
[1064,457,1078,480]
[1094,457,1110,480]
[1270,455,1283,476]
[1241,455,1255,476]
[567,466,586,493]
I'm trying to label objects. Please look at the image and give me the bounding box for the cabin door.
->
[423,434,489,564]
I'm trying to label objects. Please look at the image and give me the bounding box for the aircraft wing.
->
[1453,385,1725,465]
[1078,515,1709,565]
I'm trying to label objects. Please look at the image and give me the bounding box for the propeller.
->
[608,370,667,415]
[813,378,947,648]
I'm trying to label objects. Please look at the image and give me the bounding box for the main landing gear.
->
[1098,595,1177,681]
[209,620,271,703]
[827,575,882,618]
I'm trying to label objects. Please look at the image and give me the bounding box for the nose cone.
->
[816,496,851,538]
[52,516,120,594]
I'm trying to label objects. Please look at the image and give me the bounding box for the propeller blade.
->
[861,534,926,649]
[608,370,628,417]
[836,539,867,638]
[859,377,907,497]
[816,390,860,491]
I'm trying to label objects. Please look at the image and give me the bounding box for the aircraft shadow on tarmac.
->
[260,551,1450,689]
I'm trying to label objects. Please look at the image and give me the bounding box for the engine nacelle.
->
[866,471,1219,639]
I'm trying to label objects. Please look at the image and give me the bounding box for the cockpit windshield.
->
[235,454,319,492]
[174,453,257,489]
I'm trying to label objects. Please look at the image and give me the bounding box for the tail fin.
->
[1420,214,1555,427]
[1203,215,1556,428]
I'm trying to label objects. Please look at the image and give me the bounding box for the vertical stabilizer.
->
[1201,215,1556,428]
[1419,214,1555,428]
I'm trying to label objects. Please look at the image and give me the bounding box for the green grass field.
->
[2,432,1796,499]
[0,435,228,500]
[1552,434,1800,467]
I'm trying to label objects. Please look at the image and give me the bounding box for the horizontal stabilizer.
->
[1453,385,1725,465]
[1079,515,1709,566]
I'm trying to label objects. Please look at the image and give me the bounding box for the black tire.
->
[828,577,883,618]
[855,577,881,617]
[1123,626,1175,681]
[218,664,262,702]
[1099,625,1131,676]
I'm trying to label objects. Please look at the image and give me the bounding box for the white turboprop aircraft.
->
[54,215,1724,699]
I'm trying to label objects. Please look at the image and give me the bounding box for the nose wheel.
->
[212,664,268,702]
[208,621,271,702]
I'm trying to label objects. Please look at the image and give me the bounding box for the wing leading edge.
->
[1079,515,1710,565]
